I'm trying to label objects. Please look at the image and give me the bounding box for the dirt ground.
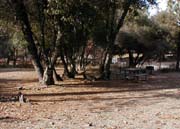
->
[0,68,180,129]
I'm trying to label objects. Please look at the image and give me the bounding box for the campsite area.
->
[1,68,180,129]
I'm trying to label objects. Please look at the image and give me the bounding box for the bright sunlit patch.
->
[148,0,168,16]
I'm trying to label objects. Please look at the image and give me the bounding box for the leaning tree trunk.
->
[103,0,132,79]
[11,0,44,83]
[60,49,72,78]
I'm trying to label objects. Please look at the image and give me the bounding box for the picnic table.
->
[121,68,148,80]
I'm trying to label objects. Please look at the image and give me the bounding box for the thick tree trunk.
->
[36,0,49,65]
[43,65,54,85]
[53,68,63,81]
[32,59,44,83]
[11,0,44,83]
[51,51,63,81]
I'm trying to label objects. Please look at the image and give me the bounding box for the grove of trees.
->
[0,0,179,86]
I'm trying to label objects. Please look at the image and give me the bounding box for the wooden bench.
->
[111,72,125,80]
[134,73,148,81]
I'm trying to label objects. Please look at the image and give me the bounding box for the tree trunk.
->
[11,0,44,83]
[104,52,113,79]
[13,58,16,67]
[6,56,10,65]
[176,42,180,71]
[43,65,54,85]
[53,68,63,81]
[32,59,44,83]
[80,46,86,69]
[60,49,73,78]
[128,50,136,67]
[51,50,63,81]
[13,48,17,67]
[102,0,132,79]
[69,57,77,75]
[99,50,108,79]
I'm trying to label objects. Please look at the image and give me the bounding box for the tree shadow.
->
[55,80,141,89]
[155,93,180,99]
[0,68,34,73]
[1,72,180,103]
[0,78,38,83]
[29,86,179,96]
[22,85,180,103]
[0,116,23,123]
[0,78,38,94]
[29,94,160,103]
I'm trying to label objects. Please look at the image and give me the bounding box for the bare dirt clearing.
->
[0,68,180,129]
